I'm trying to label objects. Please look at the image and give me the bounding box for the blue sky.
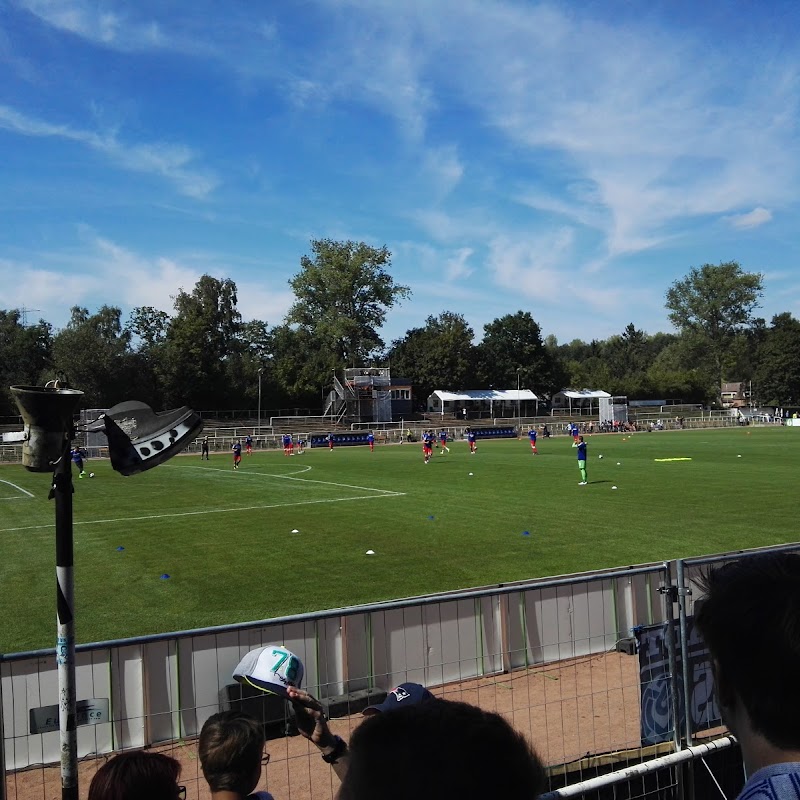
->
[2,0,800,347]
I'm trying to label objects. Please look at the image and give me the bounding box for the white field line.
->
[175,464,399,496]
[0,479,34,499]
[0,492,406,533]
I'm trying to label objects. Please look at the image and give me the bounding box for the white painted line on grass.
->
[0,479,34,498]
[174,464,397,496]
[0,491,406,533]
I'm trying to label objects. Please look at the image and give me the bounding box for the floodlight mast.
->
[8,384,203,800]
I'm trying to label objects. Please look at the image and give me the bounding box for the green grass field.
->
[1,426,798,653]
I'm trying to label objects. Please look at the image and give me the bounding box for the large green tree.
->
[0,310,53,415]
[161,276,244,409]
[51,306,134,407]
[754,313,800,406]
[665,262,763,402]
[387,311,475,403]
[476,311,564,398]
[287,239,410,368]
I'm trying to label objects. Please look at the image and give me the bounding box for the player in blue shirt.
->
[466,428,477,454]
[528,428,538,455]
[232,441,242,470]
[70,447,86,478]
[282,433,292,456]
[367,432,375,452]
[327,433,334,451]
[438,429,450,454]
[245,434,253,455]
[569,422,580,443]
[577,436,588,485]
[422,430,434,463]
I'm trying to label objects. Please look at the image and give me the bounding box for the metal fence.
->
[2,537,797,800]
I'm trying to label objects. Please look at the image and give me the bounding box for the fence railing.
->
[3,535,798,799]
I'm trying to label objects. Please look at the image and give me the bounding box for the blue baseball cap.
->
[362,682,436,715]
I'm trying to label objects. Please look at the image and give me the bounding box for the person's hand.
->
[287,688,335,748]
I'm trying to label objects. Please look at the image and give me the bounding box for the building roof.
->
[428,389,539,402]
[554,389,612,399]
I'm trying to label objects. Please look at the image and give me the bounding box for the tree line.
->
[2,242,799,416]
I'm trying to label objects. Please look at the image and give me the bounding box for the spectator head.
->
[88,751,182,800]
[695,551,800,751]
[362,682,435,716]
[199,710,267,795]
[337,699,546,800]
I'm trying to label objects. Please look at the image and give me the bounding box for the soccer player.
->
[576,435,588,485]
[70,446,86,478]
[439,429,450,454]
[245,433,253,455]
[422,431,433,464]
[296,438,305,455]
[528,427,538,454]
[232,441,242,470]
[367,431,375,451]
[571,422,580,443]
[327,433,334,451]
[466,428,477,454]
[201,436,209,460]
[282,433,292,456]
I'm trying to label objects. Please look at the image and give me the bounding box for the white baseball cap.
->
[233,645,304,697]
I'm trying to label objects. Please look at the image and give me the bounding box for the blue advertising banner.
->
[310,433,372,448]
[636,617,721,746]
[471,427,517,439]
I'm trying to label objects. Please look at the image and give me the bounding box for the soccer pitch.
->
[1,426,797,653]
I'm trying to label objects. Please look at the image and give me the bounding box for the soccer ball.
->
[89,473,95,478]
[598,455,603,459]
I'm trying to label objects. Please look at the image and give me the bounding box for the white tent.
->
[426,389,539,417]
[552,389,611,416]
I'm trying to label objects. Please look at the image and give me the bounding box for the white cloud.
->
[301,0,800,268]
[15,0,166,49]
[0,105,217,197]
[487,228,576,299]
[422,145,464,196]
[444,247,474,281]
[726,207,773,229]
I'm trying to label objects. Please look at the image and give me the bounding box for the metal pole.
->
[257,368,263,435]
[660,563,683,755]
[517,369,521,428]
[537,736,735,800]
[0,655,7,800]
[676,558,694,747]
[53,441,78,800]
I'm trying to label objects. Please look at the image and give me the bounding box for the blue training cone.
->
[522,531,531,536]
[116,546,125,551]
[160,574,171,580]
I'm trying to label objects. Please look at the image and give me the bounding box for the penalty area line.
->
[172,464,397,496]
[0,491,406,533]
[0,479,34,498]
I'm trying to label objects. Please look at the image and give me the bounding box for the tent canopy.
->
[429,389,539,402]
[556,389,611,399]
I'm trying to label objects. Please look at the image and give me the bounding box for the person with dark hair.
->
[285,682,437,782]
[336,699,546,800]
[88,750,183,800]
[695,551,800,800]
[199,710,274,800]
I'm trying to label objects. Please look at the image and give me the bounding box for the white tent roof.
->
[556,389,611,399]
[429,389,539,402]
